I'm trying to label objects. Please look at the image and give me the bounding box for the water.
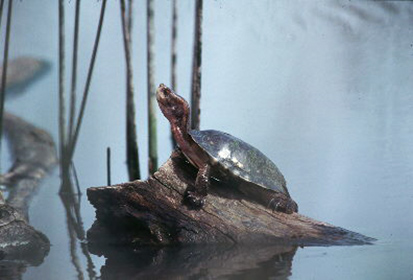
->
[2,0,412,279]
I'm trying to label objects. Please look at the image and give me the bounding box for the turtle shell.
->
[189,129,290,196]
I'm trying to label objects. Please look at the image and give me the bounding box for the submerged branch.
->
[190,0,203,130]
[147,0,158,174]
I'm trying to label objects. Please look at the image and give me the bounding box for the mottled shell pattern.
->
[189,129,290,196]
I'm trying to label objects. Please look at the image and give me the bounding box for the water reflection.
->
[90,244,296,280]
[0,58,54,280]
[0,262,27,280]
[60,182,97,280]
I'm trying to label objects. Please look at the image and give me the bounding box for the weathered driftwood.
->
[0,204,49,266]
[0,112,56,265]
[87,150,374,247]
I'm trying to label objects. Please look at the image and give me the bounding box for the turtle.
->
[156,84,298,214]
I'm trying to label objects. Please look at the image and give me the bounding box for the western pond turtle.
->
[156,84,298,214]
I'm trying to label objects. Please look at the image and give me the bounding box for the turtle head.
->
[156,84,190,130]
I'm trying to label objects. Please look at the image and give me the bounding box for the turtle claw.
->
[267,198,283,213]
[184,190,205,209]
[267,195,298,214]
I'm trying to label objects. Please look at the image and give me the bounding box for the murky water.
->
[2,1,412,279]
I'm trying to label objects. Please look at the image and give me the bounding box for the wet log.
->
[0,204,50,266]
[87,150,374,247]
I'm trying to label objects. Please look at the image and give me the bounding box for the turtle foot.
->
[184,190,205,209]
[267,194,298,214]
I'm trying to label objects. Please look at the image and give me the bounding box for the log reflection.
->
[91,244,297,280]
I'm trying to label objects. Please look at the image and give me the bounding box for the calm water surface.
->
[2,1,412,279]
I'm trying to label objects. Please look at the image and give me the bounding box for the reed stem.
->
[171,0,177,91]
[67,0,107,163]
[0,0,13,156]
[0,0,5,28]
[120,0,140,180]
[106,147,111,186]
[127,0,133,34]
[170,0,178,147]
[190,0,203,130]
[58,0,72,191]
[147,0,158,174]
[68,0,81,142]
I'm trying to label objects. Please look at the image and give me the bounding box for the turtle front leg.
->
[268,193,298,214]
[184,164,211,209]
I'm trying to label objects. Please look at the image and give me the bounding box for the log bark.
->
[0,204,50,266]
[87,150,374,247]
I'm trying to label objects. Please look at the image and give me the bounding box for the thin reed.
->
[67,0,107,163]
[58,0,68,185]
[190,0,203,130]
[0,0,13,151]
[147,0,158,174]
[120,0,141,180]
[170,0,178,147]
[68,0,81,141]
